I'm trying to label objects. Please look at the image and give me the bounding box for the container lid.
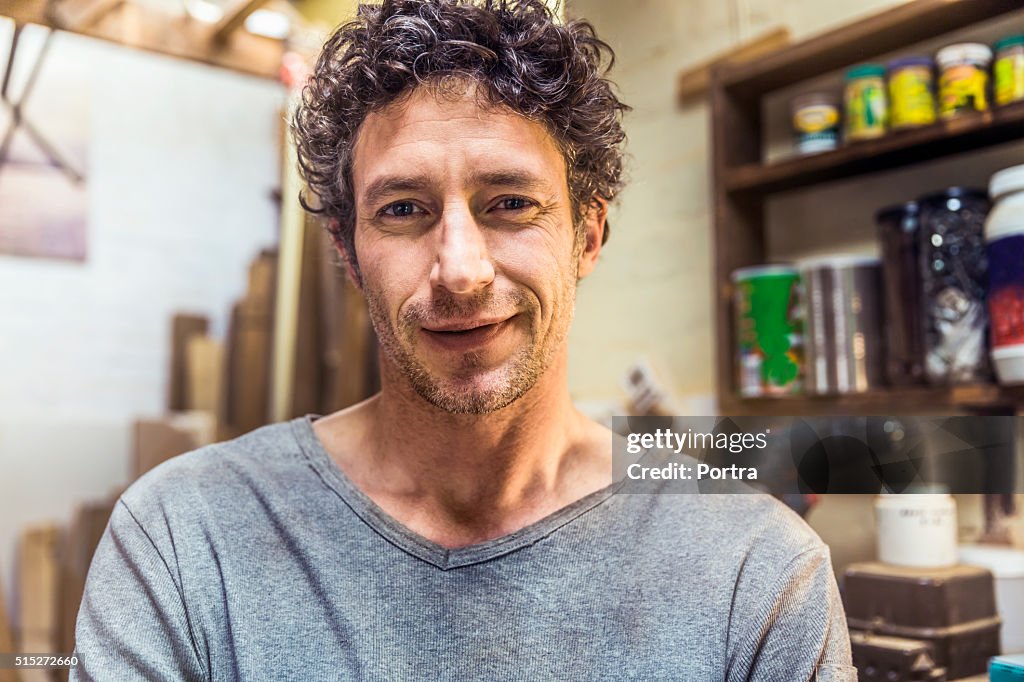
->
[875,201,919,224]
[846,64,886,80]
[797,254,881,270]
[917,186,988,206]
[730,264,798,281]
[994,34,1024,53]
[990,163,1024,201]
[936,42,993,68]
[887,56,934,70]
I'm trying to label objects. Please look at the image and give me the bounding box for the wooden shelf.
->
[725,101,1024,196]
[716,0,1023,102]
[708,0,1024,417]
[719,384,1024,417]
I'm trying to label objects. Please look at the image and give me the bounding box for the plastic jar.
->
[985,163,1024,384]
[994,34,1024,106]
[844,64,888,141]
[936,42,992,118]
[791,93,839,155]
[888,56,936,129]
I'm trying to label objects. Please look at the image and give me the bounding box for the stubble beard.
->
[365,281,575,415]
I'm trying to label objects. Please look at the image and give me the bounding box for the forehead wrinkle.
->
[467,169,557,195]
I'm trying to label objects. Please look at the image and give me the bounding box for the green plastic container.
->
[732,265,804,397]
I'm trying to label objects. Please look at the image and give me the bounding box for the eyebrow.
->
[360,176,432,212]
[359,169,553,211]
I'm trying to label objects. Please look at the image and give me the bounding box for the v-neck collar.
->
[290,414,621,570]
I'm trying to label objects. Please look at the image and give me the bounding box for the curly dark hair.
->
[291,0,629,270]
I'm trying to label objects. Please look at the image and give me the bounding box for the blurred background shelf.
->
[709,0,1024,417]
[725,101,1024,195]
[720,384,1024,417]
[716,0,1024,101]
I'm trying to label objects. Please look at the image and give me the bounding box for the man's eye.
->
[495,197,533,211]
[379,201,423,218]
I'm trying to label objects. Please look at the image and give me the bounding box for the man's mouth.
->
[420,316,514,351]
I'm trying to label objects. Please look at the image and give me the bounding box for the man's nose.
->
[429,206,495,295]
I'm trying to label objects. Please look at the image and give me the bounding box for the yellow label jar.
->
[888,57,936,129]
[994,35,1024,106]
[844,64,888,141]
[791,93,840,155]
[937,42,992,118]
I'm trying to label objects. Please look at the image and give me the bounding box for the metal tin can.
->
[887,57,936,129]
[791,93,840,155]
[937,43,992,118]
[844,64,888,141]
[732,265,804,397]
[994,34,1024,106]
[799,256,885,395]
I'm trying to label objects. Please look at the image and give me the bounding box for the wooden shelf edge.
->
[723,101,1024,195]
[717,384,1024,417]
[716,0,1024,100]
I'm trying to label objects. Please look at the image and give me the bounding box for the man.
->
[74,1,855,680]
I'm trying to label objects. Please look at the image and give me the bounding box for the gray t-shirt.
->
[73,417,855,681]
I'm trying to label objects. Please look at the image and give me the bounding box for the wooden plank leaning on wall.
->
[18,525,60,682]
[291,218,378,418]
[168,314,209,412]
[223,249,278,438]
[0,568,20,682]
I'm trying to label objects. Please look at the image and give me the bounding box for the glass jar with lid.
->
[917,187,991,384]
[844,64,888,141]
[994,34,1024,106]
[936,43,992,118]
[888,57,936,129]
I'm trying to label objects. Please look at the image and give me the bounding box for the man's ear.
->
[577,197,607,279]
[327,221,362,290]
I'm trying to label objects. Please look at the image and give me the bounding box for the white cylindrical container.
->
[986,163,1024,384]
[875,493,957,568]
[960,544,1024,654]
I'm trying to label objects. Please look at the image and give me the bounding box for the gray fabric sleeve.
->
[728,545,856,682]
[71,501,208,682]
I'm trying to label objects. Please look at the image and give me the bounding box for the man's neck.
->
[314,352,612,548]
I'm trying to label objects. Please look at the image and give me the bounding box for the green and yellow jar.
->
[844,64,888,141]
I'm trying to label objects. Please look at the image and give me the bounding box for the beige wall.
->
[564,0,911,406]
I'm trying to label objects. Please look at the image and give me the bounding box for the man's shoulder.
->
[618,491,827,571]
[119,418,313,522]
